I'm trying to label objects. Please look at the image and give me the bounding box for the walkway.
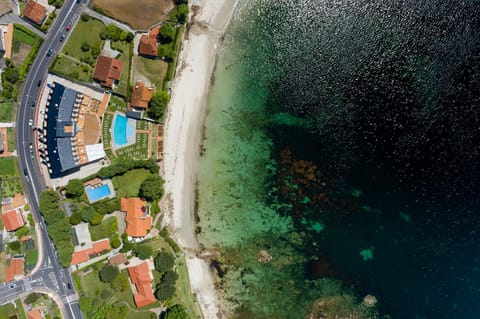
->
[0,122,15,127]
[0,13,46,39]
[82,7,134,33]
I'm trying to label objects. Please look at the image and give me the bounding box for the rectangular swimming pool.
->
[85,184,112,203]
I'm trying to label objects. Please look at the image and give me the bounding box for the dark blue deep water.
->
[199,0,480,317]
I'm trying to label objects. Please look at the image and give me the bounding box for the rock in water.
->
[363,294,378,308]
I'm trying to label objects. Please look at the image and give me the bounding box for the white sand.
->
[163,0,238,318]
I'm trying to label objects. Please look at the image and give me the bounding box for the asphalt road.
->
[0,1,88,318]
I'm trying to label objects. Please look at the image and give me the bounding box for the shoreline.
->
[162,0,238,318]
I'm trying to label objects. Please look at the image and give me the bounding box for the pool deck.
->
[110,111,136,152]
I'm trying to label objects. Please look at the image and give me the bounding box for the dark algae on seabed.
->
[197,0,480,318]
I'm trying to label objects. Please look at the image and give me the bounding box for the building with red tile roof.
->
[138,27,159,57]
[121,198,152,238]
[109,253,127,265]
[127,262,155,307]
[92,56,123,88]
[1,208,25,231]
[5,257,24,282]
[22,0,47,26]
[130,82,155,109]
[71,238,110,265]
[27,308,43,319]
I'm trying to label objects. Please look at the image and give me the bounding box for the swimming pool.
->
[113,114,135,147]
[85,184,112,203]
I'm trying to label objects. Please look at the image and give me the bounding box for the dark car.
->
[67,283,72,289]
[66,24,71,31]
[47,49,53,57]
[60,34,66,42]
[37,80,42,87]
[31,100,36,107]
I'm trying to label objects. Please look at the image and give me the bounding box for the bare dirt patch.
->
[92,0,174,30]
[11,43,31,67]
[0,0,14,16]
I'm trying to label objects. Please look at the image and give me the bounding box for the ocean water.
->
[197,0,480,318]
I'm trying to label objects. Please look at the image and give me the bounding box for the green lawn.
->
[89,216,117,241]
[112,169,150,197]
[107,96,127,113]
[15,300,26,319]
[111,41,132,96]
[0,177,22,200]
[26,249,39,268]
[0,101,13,122]
[7,128,15,151]
[133,55,168,89]
[0,157,16,175]
[74,266,158,319]
[102,113,113,150]
[174,256,204,319]
[63,17,105,61]
[114,132,149,160]
[13,27,38,47]
[50,55,92,82]
[0,302,20,319]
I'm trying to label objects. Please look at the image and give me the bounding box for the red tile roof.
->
[138,35,157,57]
[92,56,123,88]
[130,82,155,109]
[71,239,110,265]
[121,198,152,237]
[27,308,43,319]
[23,0,47,25]
[5,258,24,282]
[127,262,155,307]
[2,208,25,231]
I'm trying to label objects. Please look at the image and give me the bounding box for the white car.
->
[28,119,33,126]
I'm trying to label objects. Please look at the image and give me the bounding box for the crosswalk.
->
[22,278,32,291]
[65,294,78,303]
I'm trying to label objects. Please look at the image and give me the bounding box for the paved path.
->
[0,122,15,127]
[82,7,135,33]
[0,13,46,38]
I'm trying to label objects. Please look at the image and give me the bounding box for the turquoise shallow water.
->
[197,0,480,318]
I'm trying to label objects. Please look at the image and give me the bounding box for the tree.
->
[81,13,90,21]
[147,91,170,121]
[81,41,90,52]
[81,206,96,223]
[154,282,176,301]
[3,67,19,83]
[154,252,175,273]
[91,43,101,58]
[24,293,41,305]
[69,212,82,225]
[106,24,121,41]
[161,270,178,286]
[100,30,108,40]
[99,264,119,282]
[159,23,175,43]
[136,245,153,260]
[15,226,29,239]
[90,213,103,226]
[8,241,21,251]
[125,32,134,42]
[170,4,189,24]
[139,175,164,201]
[165,304,188,319]
[65,179,84,198]
[111,235,121,249]
[173,0,188,5]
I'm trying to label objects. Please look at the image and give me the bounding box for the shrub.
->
[159,23,175,43]
[81,13,90,21]
[81,206,96,223]
[170,4,189,24]
[24,293,41,305]
[136,245,153,260]
[99,265,119,282]
[8,241,21,251]
[111,235,121,249]
[139,175,164,201]
[165,304,189,319]
[27,213,35,227]
[90,213,103,226]
[81,41,91,52]
[15,226,29,239]
[69,212,82,225]
[65,179,84,198]
[147,91,170,121]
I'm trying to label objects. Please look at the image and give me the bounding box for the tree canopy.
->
[99,265,119,282]
[136,245,153,260]
[65,179,84,198]
[165,304,189,319]
[147,91,170,121]
[139,175,164,201]
[154,252,175,273]
[170,4,189,24]
[159,23,176,43]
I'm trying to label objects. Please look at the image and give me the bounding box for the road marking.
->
[23,278,32,291]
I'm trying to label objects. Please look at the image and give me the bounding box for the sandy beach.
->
[162,0,238,318]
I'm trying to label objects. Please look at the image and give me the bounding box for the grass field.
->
[89,216,117,241]
[0,157,16,175]
[63,17,105,61]
[0,302,21,319]
[112,168,150,197]
[12,25,42,72]
[114,132,149,160]
[111,41,132,96]
[133,56,168,89]
[73,264,158,318]
[107,96,127,113]
[50,55,92,82]
[91,0,174,30]
[15,300,26,319]
[7,127,15,151]
[26,249,38,269]
[0,253,6,282]
[102,113,113,150]
[0,101,13,122]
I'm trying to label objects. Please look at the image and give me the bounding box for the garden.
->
[0,300,26,319]
[24,292,62,319]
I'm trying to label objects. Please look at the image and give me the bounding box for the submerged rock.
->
[258,250,273,263]
[363,294,378,308]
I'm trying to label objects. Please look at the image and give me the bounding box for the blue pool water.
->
[113,114,135,147]
[85,184,111,203]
